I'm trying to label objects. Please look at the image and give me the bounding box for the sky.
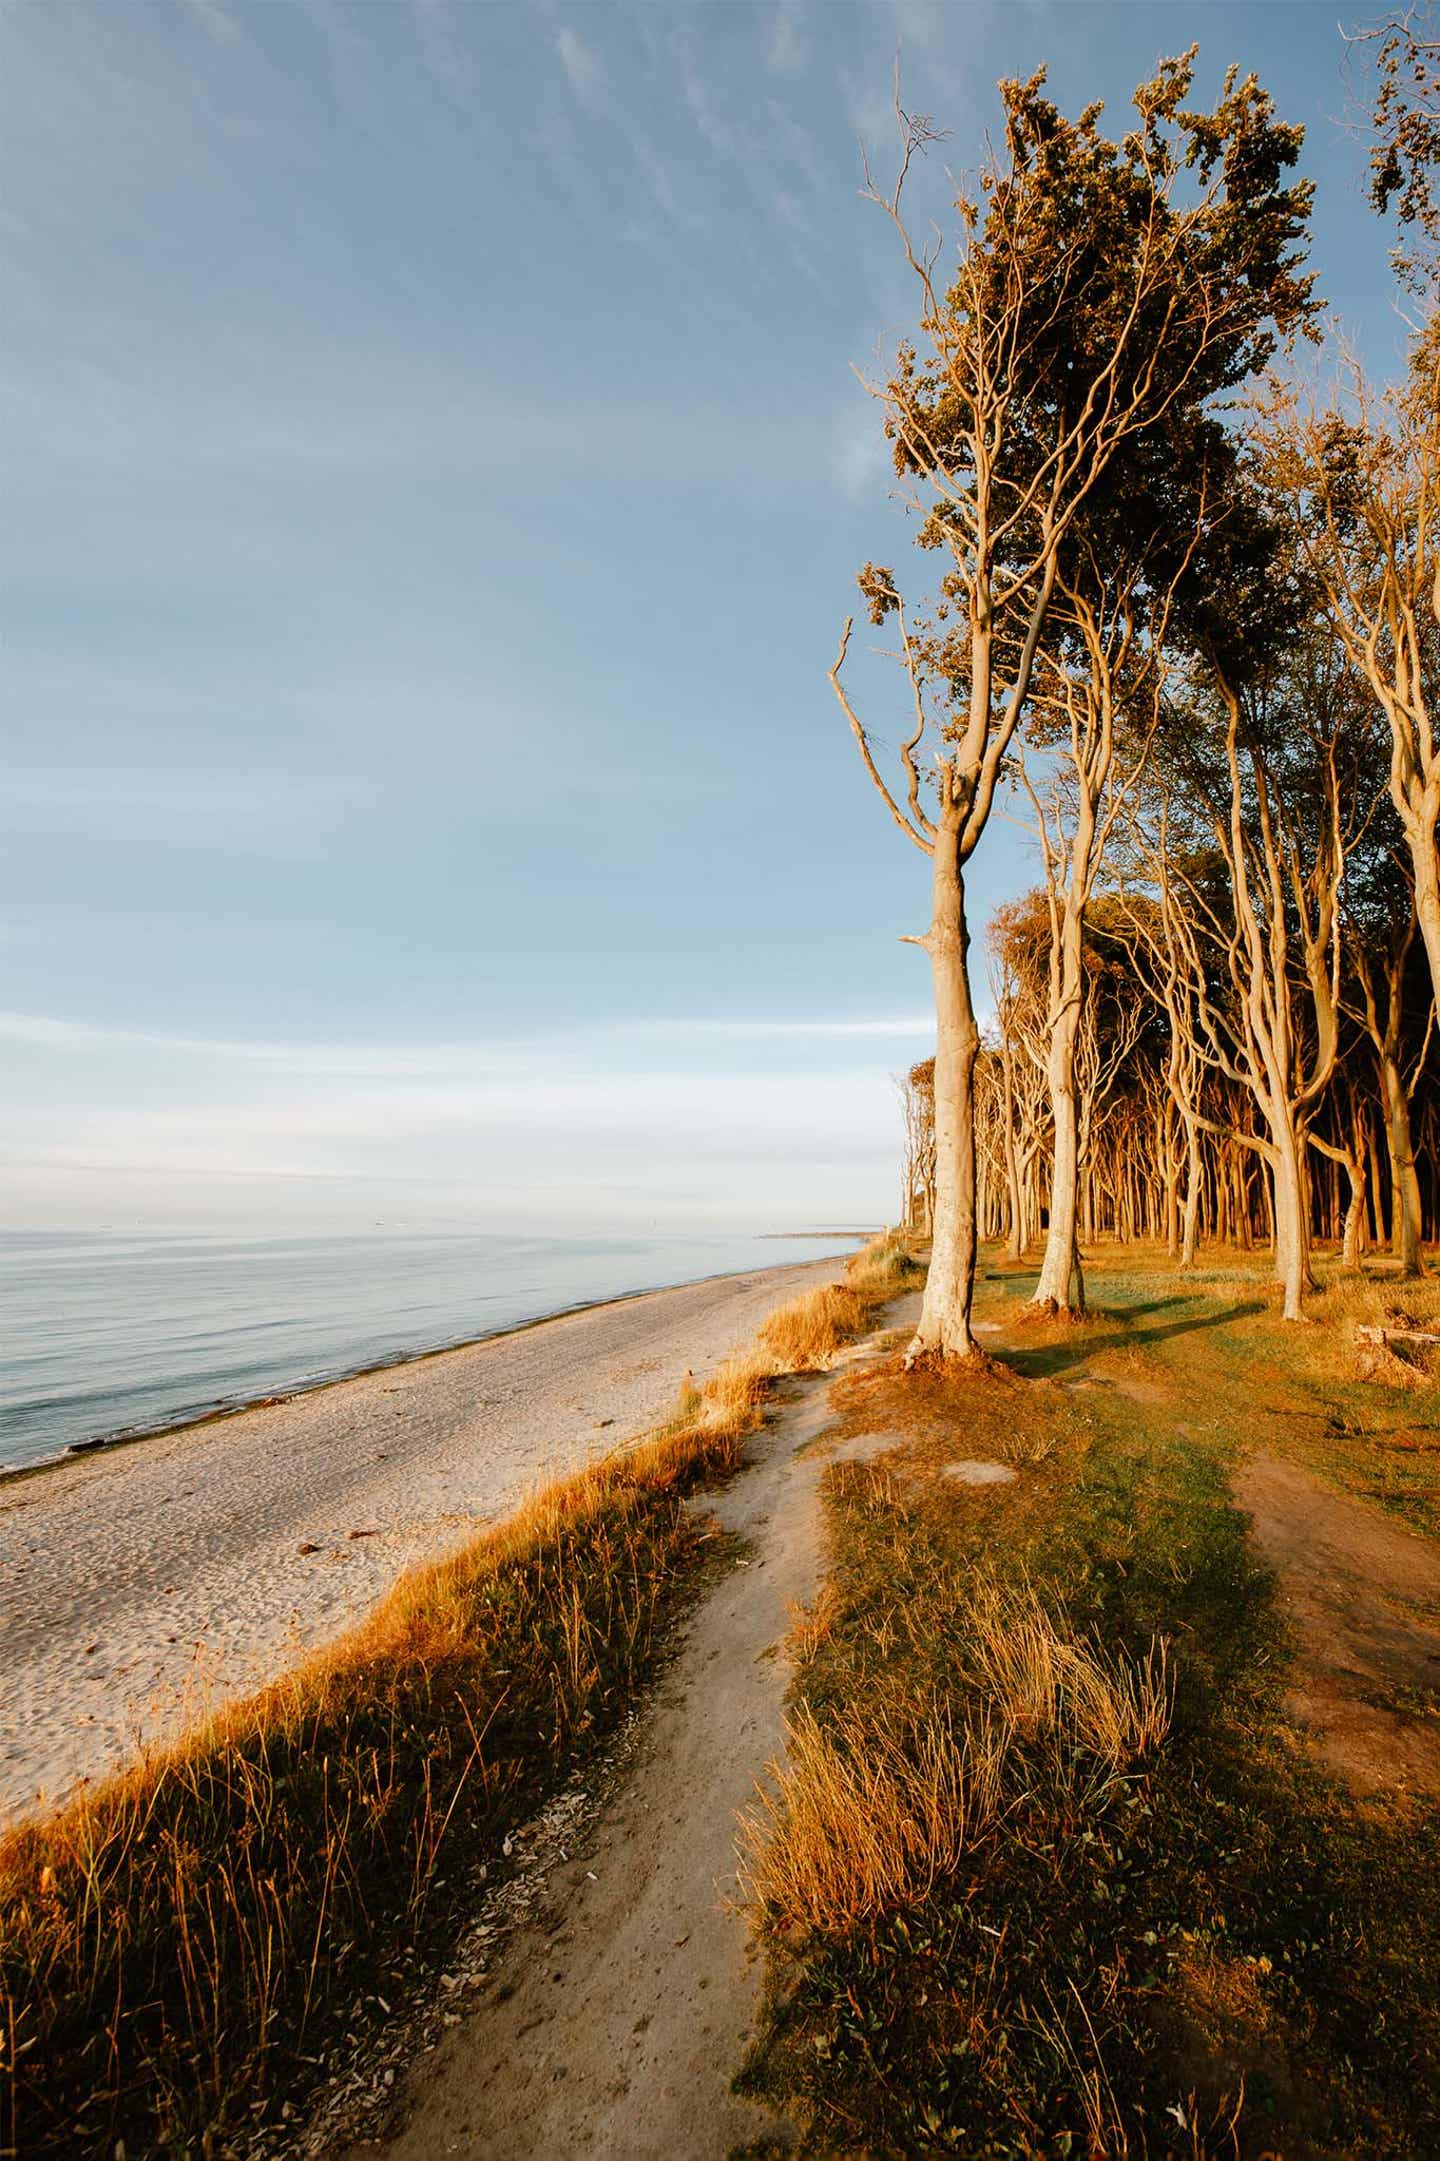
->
[0,0,1411,1236]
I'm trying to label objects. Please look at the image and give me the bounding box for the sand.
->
[1236,1448,1440,1799]
[0,1254,847,1825]
[337,1294,922,2161]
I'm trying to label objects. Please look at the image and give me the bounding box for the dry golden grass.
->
[741,1579,1171,1940]
[1,1234,916,2159]
[740,1696,1006,1935]
[1296,1268,1440,1391]
[758,1283,865,1369]
[963,1576,1172,1770]
[758,1234,922,1374]
[844,1229,923,1300]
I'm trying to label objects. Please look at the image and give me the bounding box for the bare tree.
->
[1261,337,1440,1016]
[1016,523,1196,1314]
[834,57,1313,1358]
[897,1058,937,1234]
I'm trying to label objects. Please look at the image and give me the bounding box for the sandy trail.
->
[347,1296,918,2161]
[1236,1450,1440,1799]
[0,1255,847,1824]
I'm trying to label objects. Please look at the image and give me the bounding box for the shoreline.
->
[2,1235,872,1490]
[0,1249,857,1822]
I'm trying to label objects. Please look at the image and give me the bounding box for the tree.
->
[1016,507,1200,1314]
[1343,789,1433,1273]
[898,1058,937,1234]
[834,55,1313,1358]
[1261,332,1440,1024]
[1135,607,1357,1319]
[1357,5,1440,290]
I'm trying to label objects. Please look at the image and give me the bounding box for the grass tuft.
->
[741,1579,1170,1939]
[0,1236,912,2159]
[758,1285,866,1370]
[737,1244,1440,2157]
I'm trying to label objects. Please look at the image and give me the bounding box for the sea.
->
[0,1228,861,1476]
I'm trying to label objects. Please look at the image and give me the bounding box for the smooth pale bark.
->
[1180,1117,1203,1267]
[1158,1100,1179,1257]
[1269,1125,1314,1322]
[909,812,981,1361]
[1412,829,1440,1011]
[1032,951,1086,1311]
[1341,1154,1366,1270]
[1234,1150,1253,1250]
[1001,1043,1025,1262]
[1380,1047,1425,1275]
[1368,1119,1389,1247]
[1312,1122,1367,1270]
[1033,816,1091,1313]
[1391,761,1440,1018]
[1355,941,1425,1277]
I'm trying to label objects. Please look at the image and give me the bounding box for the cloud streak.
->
[553,23,607,114]
[0,1008,932,1069]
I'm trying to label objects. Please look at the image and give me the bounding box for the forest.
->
[842,24,1440,1341]
[17,18,1440,2161]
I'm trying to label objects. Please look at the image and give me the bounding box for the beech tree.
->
[834,55,1312,1358]
[1016,510,1199,1314]
[988,906,1051,1261]
[899,1058,937,1234]
[1261,336,1440,1021]
[1360,5,1440,291]
[1343,790,1432,1272]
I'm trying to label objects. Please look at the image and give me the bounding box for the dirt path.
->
[343,1297,919,2161]
[1236,1451,1440,1799]
[0,1255,848,1824]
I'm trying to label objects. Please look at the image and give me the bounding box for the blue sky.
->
[0,0,1406,1233]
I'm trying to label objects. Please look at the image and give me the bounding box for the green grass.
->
[737,1247,1440,2157]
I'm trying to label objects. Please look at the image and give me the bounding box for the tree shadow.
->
[999,1300,1267,1383]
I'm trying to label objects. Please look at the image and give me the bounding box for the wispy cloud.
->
[631,133,682,223]
[0,1005,911,1230]
[833,398,891,501]
[670,26,744,161]
[553,22,607,114]
[178,0,245,50]
[0,769,382,824]
[407,0,479,96]
[764,0,807,77]
[0,1009,932,1070]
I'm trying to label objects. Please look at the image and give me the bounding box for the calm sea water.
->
[0,1228,859,1475]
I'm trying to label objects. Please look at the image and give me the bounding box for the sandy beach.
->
[0,1253,845,1824]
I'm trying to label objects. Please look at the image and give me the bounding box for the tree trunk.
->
[1032,908,1086,1314]
[1180,1117,1202,1268]
[1270,1125,1313,1322]
[909,816,980,1360]
[1162,1116,1180,1257]
[1033,1072,1086,1312]
[1340,1157,1365,1270]
[1380,1047,1425,1277]
[1403,796,1440,1021]
[1002,1048,1024,1262]
[1234,1148,1252,1250]
[1368,1115,1388,1248]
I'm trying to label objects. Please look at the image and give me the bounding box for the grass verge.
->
[737,1246,1440,2158]
[0,1234,920,2159]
